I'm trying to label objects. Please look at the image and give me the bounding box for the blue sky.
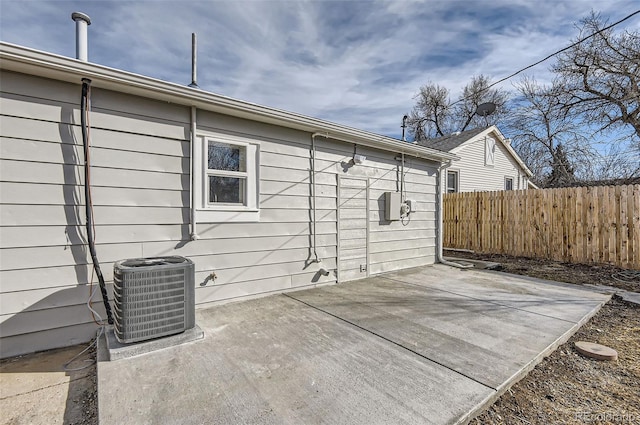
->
[1,0,638,139]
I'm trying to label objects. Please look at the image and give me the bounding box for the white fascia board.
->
[0,42,457,163]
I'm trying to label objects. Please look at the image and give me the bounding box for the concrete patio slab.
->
[98,265,610,425]
[388,266,609,323]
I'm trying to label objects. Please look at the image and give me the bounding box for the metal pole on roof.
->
[189,33,199,88]
[401,114,408,142]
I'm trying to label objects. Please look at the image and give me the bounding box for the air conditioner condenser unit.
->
[113,256,195,344]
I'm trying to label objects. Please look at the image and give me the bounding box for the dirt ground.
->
[445,250,640,293]
[450,251,640,425]
[470,296,640,425]
[71,347,97,425]
[0,343,97,425]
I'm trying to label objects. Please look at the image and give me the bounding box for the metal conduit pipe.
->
[190,106,199,240]
[311,132,330,276]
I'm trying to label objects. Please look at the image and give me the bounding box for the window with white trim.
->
[206,141,246,205]
[194,132,260,222]
[446,170,459,193]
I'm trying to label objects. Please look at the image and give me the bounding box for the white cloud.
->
[1,0,638,137]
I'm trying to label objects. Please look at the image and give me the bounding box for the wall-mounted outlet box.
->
[385,192,401,221]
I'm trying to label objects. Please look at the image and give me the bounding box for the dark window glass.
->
[208,142,246,172]
[447,171,458,193]
[505,178,513,190]
[209,176,245,204]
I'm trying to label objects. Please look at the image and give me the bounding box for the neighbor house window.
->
[505,177,513,190]
[195,133,260,222]
[446,170,459,193]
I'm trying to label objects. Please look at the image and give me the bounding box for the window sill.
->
[196,209,260,223]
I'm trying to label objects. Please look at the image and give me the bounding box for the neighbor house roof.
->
[416,127,487,152]
[416,125,533,177]
[0,42,457,163]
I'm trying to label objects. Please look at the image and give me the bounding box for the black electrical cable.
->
[81,78,114,325]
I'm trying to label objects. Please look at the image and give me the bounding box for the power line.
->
[449,9,640,108]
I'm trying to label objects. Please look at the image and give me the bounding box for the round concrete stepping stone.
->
[574,341,618,361]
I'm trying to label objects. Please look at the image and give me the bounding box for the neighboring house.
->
[417,126,536,193]
[0,42,456,358]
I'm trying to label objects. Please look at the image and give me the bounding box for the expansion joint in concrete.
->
[283,292,496,391]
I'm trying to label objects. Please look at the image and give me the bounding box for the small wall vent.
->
[113,256,195,344]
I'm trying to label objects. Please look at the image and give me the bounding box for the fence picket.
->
[575,187,583,262]
[443,185,640,270]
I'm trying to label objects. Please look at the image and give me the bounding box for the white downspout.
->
[311,132,330,276]
[190,106,199,240]
[436,161,473,269]
[401,152,405,201]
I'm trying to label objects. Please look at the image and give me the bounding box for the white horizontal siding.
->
[0,182,188,207]
[338,177,368,282]
[2,205,189,226]
[366,164,437,274]
[0,222,337,250]
[0,70,438,358]
[0,323,98,361]
[1,115,190,156]
[445,134,526,193]
[1,138,189,173]
[369,252,434,275]
[1,158,190,189]
[0,235,339,292]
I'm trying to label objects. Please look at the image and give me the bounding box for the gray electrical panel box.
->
[385,191,401,221]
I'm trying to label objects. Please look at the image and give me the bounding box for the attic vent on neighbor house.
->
[113,256,195,344]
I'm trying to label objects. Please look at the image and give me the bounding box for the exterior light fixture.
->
[353,154,366,165]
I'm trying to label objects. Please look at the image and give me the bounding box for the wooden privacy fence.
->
[443,185,640,270]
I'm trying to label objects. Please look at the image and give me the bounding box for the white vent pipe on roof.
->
[71,12,91,62]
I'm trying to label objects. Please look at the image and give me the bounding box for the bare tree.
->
[581,143,640,181]
[554,12,640,144]
[408,83,450,140]
[409,75,509,140]
[507,77,592,187]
